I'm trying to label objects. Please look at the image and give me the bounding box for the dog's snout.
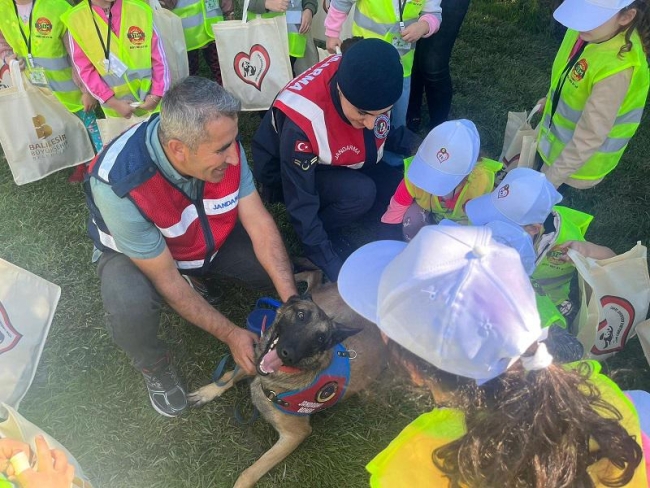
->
[279,347,295,365]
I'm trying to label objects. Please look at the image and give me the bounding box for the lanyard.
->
[549,41,587,123]
[398,0,407,29]
[88,0,113,63]
[12,0,36,64]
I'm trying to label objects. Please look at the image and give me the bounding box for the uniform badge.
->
[570,59,588,83]
[374,114,390,139]
[315,381,338,403]
[294,140,313,153]
[293,156,318,171]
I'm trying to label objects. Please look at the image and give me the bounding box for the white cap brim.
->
[407,153,466,196]
[338,240,407,323]
[465,193,514,226]
[553,0,623,31]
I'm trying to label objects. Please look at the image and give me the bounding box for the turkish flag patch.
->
[294,140,313,153]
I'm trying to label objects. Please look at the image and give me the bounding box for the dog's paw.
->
[187,384,220,408]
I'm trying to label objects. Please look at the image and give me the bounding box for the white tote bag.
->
[0,61,95,185]
[568,243,650,360]
[212,0,293,110]
[97,114,150,146]
[0,258,60,409]
[498,104,541,172]
[1,404,93,488]
[150,0,189,85]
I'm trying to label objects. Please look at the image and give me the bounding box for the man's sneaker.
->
[330,232,356,262]
[183,275,223,307]
[141,360,188,417]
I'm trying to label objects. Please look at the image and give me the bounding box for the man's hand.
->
[82,92,97,113]
[265,0,289,12]
[400,20,428,43]
[326,36,342,54]
[15,436,75,488]
[299,9,313,34]
[223,327,258,375]
[105,96,136,119]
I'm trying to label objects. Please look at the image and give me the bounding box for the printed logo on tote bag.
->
[234,44,270,91]
[591,295,635,355]
[30,114,69,159]
[0,301,22,355]
[0,64,10,90]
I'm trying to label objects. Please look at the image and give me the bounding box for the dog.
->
[188,276,387,488]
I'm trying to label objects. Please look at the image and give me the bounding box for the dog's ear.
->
[285,295,303,305]
[299,292,313,302]
[330,322,363,345]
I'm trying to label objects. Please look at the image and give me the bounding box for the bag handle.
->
[149,0,163,10]
[241,0,251,22]
[8,60,25,93]
[526,103,542,126]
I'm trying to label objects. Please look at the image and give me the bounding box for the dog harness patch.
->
[265,343,351,416]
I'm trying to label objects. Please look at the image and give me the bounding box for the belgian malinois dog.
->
[188,277,387,488]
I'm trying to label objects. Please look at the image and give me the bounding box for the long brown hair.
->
[619,0,650,56]
[431,361,643,488]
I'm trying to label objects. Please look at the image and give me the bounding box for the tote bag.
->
[150,0,189,85]
[97,114,150,146]
[568,243,650,360]
[0,258,60,410]
[498,104,541,172]
[0,404,93,488]
[0,61,95,185]
[212,0,293,110]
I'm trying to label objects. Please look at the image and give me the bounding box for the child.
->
[380,119,502,241]
[338,225,649,488]
[62,0,170,120]
[466,168,614,329]
[324,0,442,132]
[248,0,317,66]
[537,0,650,189]
[0,0,103,182]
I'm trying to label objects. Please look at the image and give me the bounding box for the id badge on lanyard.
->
[205,0,219,13]
[102,52,128,77]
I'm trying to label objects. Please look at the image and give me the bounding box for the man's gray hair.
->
[158,76,241,151]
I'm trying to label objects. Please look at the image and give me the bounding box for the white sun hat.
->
[338,225,544,384]
[553,0,635,32]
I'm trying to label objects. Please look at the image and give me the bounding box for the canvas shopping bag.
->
[0,403,93,488]
[150,0,189,85]
[0,61,95,185]
[0,259,60,409]
[97,114,150,145]
[568,243,650,360]
[212,0,293,111]
[498,104,541,172]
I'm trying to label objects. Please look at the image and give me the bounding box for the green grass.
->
[1,1,650,486]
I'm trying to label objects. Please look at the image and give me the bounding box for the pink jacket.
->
[68,0,170,104]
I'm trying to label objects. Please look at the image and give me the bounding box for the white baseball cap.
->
[465,168,562,227]
[553,0,635,31]
[439,219,537,275]
[406,119,481,196]
[338,225,544,384]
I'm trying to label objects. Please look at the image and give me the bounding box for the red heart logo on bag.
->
[234,44,271,91]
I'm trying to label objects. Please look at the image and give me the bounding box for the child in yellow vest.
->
[536,0,650,190]
[338,225,649,488]
[380,119,502,241]
[0,0,103,182]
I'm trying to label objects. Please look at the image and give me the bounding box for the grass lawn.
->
[1,0,649,486]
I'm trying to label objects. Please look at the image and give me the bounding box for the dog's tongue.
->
[260,348,283,374]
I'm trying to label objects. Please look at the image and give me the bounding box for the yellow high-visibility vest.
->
[173,0,223,51]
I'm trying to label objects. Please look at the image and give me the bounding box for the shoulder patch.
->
[294,140,313,153]
[293,156,319,171]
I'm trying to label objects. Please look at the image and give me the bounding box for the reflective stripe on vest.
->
[404,157,503,223]
[62,0,155,118]
[350,0,423,76]
[174,0,223,51]
[0,0,83,112]
[532,206,593,305]
[248,6,307,58]
[537,29,649,180]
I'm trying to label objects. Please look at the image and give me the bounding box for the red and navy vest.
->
[273,55,387,169]
[85,117,241,274]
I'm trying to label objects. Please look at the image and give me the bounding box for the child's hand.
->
[4,54,26,71]
[556,241,616,262]
[139,94,161,112]
[535,98,546,112]
[299,9,313,34]
[265,0,289,12]
[400,20,429,43]
[15,436,75,488]
[0,439,31,474]
[82,92,98,113]
[106,96,136,119]
[326,36,342,54]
